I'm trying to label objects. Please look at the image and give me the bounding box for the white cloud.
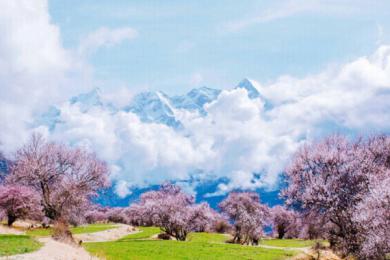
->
[78,27,138,56]
[223,1,313,32]
[40,45,390,197]
[115,180,132,198]
[222,0,389,32]
[0,0,90,153]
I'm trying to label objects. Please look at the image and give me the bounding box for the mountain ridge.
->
[37,78,269,130]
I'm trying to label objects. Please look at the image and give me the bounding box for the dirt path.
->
[0,224,137,260]
[291,249,342,260]
[0,225,24,235]
[3,237,98,260]
[74,224,138,242]
[257,244,310,252]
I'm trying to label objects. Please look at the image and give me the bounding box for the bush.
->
[52,219,74,244]
[157,233,171,240]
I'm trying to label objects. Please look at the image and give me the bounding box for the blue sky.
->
[49,0,390,94]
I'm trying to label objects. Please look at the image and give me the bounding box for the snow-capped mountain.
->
[171,86,221,115]
[36,106,62,131]
[37,79,268,130]
[69,88,118,113]
[236,78,273,110]
[124,91,182,128]
[236,78,261,99]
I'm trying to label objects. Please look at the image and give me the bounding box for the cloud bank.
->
[0,0,137,153]
[33,45,390,197]
[0,0,90,151]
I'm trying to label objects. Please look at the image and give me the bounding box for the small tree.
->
[219,192,269,245]
[85,206,109,224]
[107,207,129,224]
[0,184,42,226]
[188,202,222,232]
[131,183,194,241]
[270,205,297,239]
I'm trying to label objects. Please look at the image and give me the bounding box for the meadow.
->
[84,226,302,260]
[0,234,42,256]
[0,224,318,259]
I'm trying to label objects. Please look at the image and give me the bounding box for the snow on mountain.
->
[124,91,182,128]
[37,79,271,131]
[70,88,104,112]
[171,86,221,115]
[236,78,273,110]
[236,78,261,99]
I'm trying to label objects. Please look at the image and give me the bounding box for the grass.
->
[260,239,324,248]
[0,235,42,256]
[26,223,117,237]
[187,232,229,243]
[85,228,298,260]
[119,226,161,241]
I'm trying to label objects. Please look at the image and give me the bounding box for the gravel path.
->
[74,224,138,243]
[3,237,98,260]
[0,225,24,235]
[0,224,137,260]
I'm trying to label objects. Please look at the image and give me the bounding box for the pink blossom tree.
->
[295,212,329,240]
[7,134,109,237]
[282,136,368,255]
[0,184,42,226]
[85,206,109,224]
[127,203,149,226]
[130,183,194,241]
[219,192,269,245]
[107,207,130,224]
[282,135,390,258]
[353,177,390,259]
[188,202,222,232]
[269,205,298,239]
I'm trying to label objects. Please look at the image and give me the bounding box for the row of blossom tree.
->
[0,134,389,259]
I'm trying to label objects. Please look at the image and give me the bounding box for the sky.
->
[49,0,390,93]
[1,0,390,202]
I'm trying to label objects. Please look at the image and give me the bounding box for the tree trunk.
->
[7,215,17,226]
[277,225,286,239]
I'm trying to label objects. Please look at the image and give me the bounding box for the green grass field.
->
[0,235,42,256]
[85,227,298,260]
[119,226,161,241]
[26,223,117,237]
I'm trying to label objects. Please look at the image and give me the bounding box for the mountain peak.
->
[70,87,103,109]
[172,86,221,115]
[236,78,261,99]
[125,90,182,128]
